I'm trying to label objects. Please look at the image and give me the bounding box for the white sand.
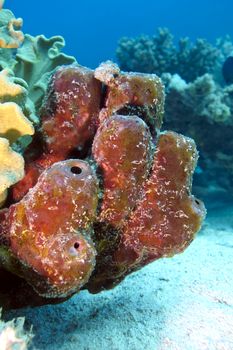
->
[6,203,233,350]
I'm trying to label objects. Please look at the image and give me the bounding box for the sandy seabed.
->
[5,200,233,350]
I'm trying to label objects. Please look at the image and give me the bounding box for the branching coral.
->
[116,28,233,82]
[116,30,233,195]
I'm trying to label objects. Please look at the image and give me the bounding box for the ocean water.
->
[1,1,233,349]
[10,0,233,68]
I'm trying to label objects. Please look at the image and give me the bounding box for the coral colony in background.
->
[0,4,207,325]
[117,29,233,196]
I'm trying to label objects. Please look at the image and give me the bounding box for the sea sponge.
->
[2,160,98,298]
[87,129,205,292]
[0,6,207,308]
[92,114,153,227]
[95,60,164,136]
[0,61,206,308]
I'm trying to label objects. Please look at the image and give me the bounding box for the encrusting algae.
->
[0,6,206,309]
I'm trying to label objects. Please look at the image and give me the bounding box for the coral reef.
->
[116,28,233,82]
[0,8,24,48]
[116,30,233,195]
[0,8,76,117]
[162,73,233,192]
[0,57,206,308]
[0,7,76,207]
[0,68,34,208]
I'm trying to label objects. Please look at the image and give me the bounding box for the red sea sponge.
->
[87,130,205,292]
[92,114,153,228]
[12,65,102,202]
[0,62,206,308]
[2,160,98,298]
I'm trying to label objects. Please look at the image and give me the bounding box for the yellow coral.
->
[0,102,34,143]
[0,69,25,99]
[0,137,25,207]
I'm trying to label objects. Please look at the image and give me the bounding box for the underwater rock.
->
[0,55,205,307]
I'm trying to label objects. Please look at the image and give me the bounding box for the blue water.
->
[10,0,233,68]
